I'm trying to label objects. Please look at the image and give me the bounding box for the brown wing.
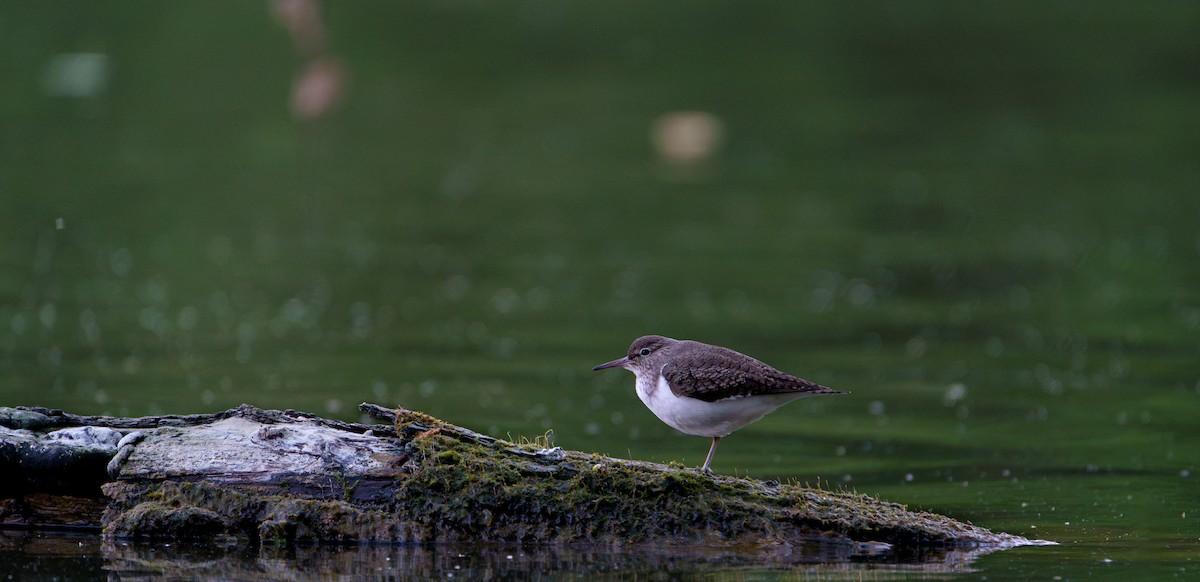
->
[660,345,842,402]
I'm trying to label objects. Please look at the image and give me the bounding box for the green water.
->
[2,1,1198,578]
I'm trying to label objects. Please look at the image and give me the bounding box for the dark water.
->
[2,1,1198,579]
[0,532,1032,579]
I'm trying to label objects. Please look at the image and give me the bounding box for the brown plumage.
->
[627,335,840,402]
[594,335,847,472]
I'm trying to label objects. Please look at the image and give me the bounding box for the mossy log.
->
[1,403,1048,555]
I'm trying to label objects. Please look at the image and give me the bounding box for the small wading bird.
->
[593,335,845,472]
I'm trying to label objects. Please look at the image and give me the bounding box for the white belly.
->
[634,374,806,438]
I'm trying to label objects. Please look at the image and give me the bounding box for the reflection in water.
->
[0,532,107,580]
[1,531,1013,580]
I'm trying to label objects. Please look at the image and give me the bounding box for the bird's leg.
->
[700,436,721,473]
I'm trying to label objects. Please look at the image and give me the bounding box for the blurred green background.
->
[1,3,1198,572]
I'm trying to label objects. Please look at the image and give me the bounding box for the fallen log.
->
[0,403,1049,555]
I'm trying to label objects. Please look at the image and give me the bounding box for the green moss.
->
[103,480,413,545]
[434,450,463,465]
[104,500,227,539]
[387,433,789,544]
[378,429,1031,547]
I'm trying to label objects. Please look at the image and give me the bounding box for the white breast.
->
[633,371,806,438]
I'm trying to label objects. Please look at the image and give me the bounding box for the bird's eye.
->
[639,347,652,356]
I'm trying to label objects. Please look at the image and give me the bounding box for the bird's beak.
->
[592,356,629,371]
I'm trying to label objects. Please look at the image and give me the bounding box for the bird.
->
[592,335,845,472]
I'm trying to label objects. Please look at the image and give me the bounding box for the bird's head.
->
[592,335,674,374]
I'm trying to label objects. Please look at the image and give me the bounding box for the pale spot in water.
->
[985,336,1004,357]
[490,288,521,314]
[943,383,967,406]
[651,111,724,165]
[44,52,110,97]
[79,309,101,344]
[525,286,549,311]
[440,163,478,200]
[10,312,26,335]
[177,306,199,331]
[122,355,141,375]
[349,301,372,339]
[489,337,518,358]
[523,403,547,421]
[39,304,57,330]
[443,275,471,301]
[847,280,875,308]
[905,336,927,358]
[207,236,233,266]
